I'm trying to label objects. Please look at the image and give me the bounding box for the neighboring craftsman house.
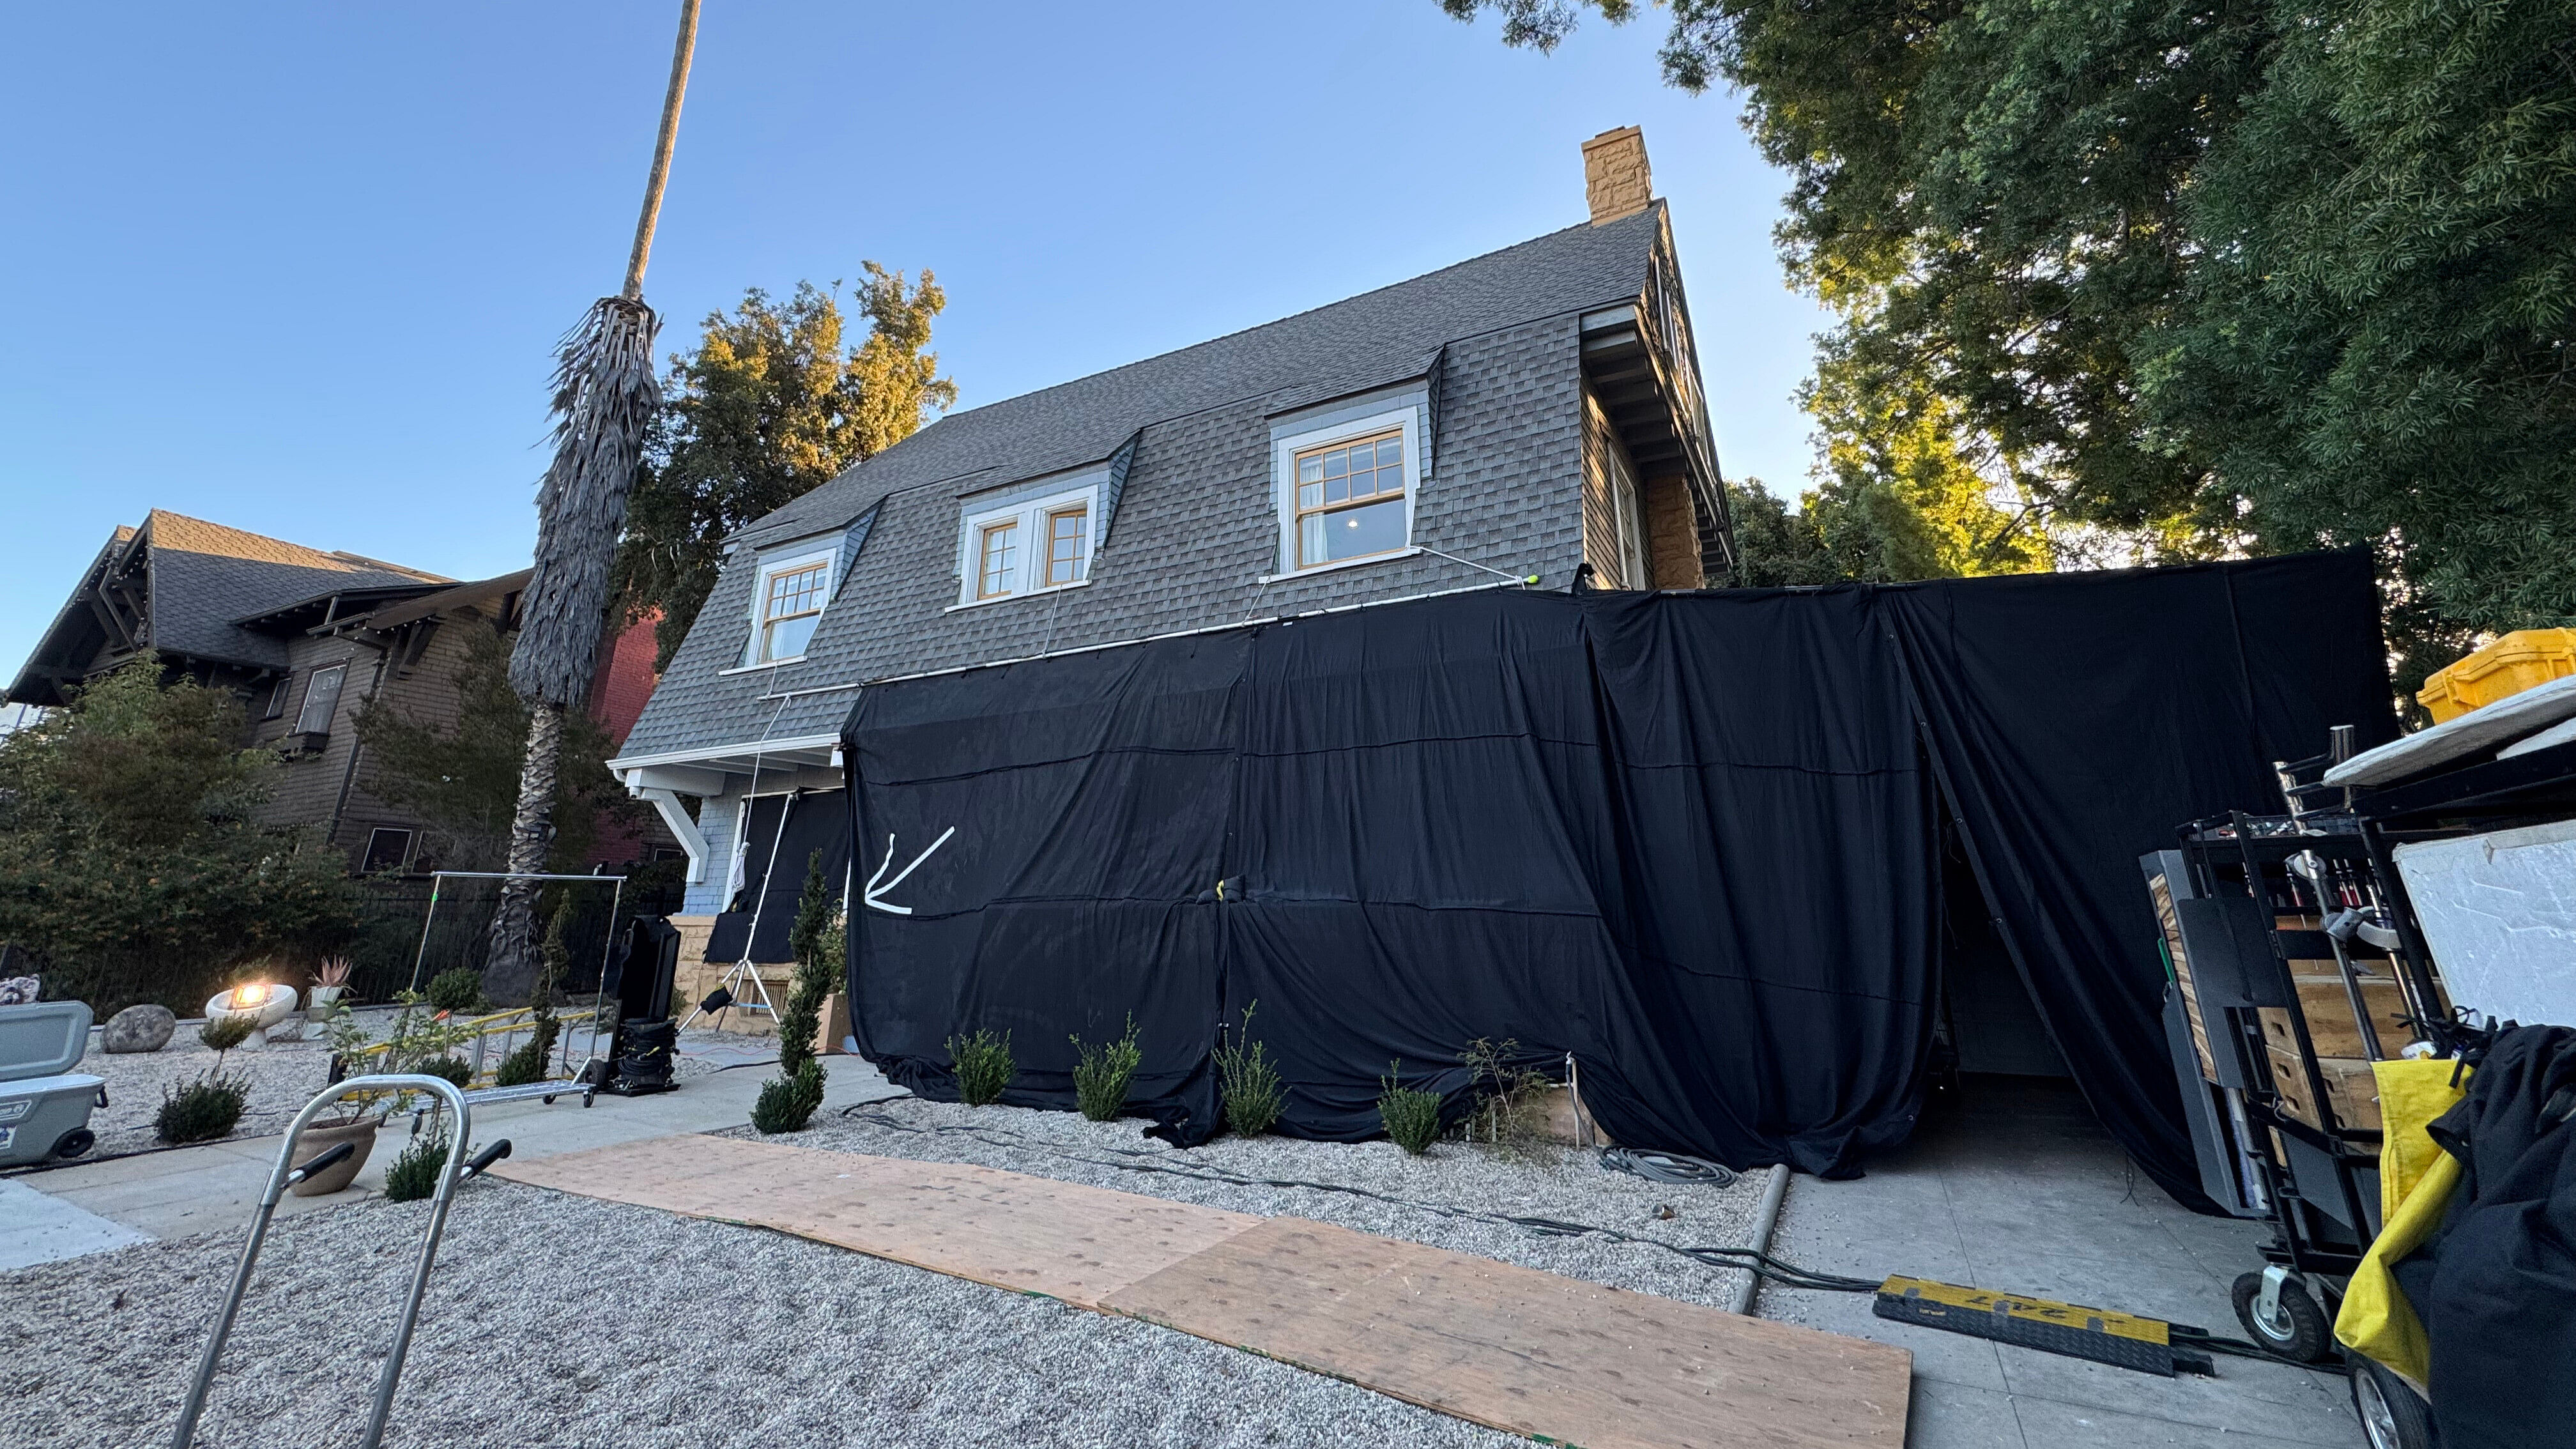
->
[6,509,671,875]
[610,128,1730,995]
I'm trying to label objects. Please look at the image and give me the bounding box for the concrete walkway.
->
[0,1056,905,1261]
[1759,1075,2359,1449]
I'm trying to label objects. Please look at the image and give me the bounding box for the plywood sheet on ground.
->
[491,1133,1260,1308]
[498,1135,1910,1448]
[1103,1216,1910,1449]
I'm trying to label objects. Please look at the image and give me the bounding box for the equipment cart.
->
[2145,723,2576,1449]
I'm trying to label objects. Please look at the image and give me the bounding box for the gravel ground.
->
[42,1016,773,1165]
[754,1097,1768,1312]
[69,1029,345,1160]
[0,1187,1531,1449]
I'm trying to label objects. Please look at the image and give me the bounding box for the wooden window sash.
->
[1291,429,1407,569]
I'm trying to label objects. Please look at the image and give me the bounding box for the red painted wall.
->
[581,611,671,872]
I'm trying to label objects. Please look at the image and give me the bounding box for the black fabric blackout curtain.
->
[704,788,854,966]
[841,552,2393,1204]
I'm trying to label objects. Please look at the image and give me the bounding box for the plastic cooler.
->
[0,1000,105,1165]
[2418,628,2576,723]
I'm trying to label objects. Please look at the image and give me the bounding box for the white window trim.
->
[1271,406,1422,576]
[1257,547,1423,586]
[954,482,1101,608]
[744,546,836,667]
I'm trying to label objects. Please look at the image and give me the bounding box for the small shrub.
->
[1071,1015,1143,1123]
[383,1128,450,1202]
[1459,1037,1555,1156]
[947,1029,1014,1107]
[425,967,484,1015]
[1215,1002,1284,1137]
[414,1055,473,1089]
[199,1014,256,1053]
[758,852,839,1133]
[492,1018,559,1087]
[751,1060,827,1134]
[1379,1061,1443,1155]
[155,1073,249,1144]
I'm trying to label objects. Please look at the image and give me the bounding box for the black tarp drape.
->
[705,788,854,964]
[1887,559,2398,1200]
[843,552,2391,1197]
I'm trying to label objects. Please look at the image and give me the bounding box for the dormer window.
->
[1041,502,1091,586]
[1269,405,1424,577]
[748,548,834,664]
[955,482,1100,608]
[975,520,1020,601]
[1294,431,1406,569]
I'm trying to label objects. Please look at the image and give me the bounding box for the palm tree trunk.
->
[479,0,699,1004]
[481,700,564,1003]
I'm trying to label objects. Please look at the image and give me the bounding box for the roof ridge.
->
[142,509,444,580]
[935,211,1630,426]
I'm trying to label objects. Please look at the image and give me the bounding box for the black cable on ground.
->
[2168,1326,2350,1376]
[829,1103,2346,1379]
[1598,1146,1739,1188]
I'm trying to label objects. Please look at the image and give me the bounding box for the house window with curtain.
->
[295,664,346,734]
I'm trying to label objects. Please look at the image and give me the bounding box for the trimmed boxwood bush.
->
[1071,1016,1142,1123]
[155,1074,249,1144]
[1378,1062,1443,1155]
[947,1029,1013,1107]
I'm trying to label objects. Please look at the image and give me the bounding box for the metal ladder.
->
[170,1074,511,1449]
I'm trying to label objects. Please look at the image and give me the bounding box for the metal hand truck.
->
[170,1075,512,1449]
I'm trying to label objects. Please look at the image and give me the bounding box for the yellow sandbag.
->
[2334,1058,2468,1390]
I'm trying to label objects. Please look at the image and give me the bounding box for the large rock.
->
[100,1003,176,1054]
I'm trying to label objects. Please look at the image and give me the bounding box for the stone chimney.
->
[1582,126,1652,225]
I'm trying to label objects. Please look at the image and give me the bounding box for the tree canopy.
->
[616,265,956,666]
[1444,0,2576,673]
[0,659,357,1013]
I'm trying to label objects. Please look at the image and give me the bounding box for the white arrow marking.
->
[864,826,956,915]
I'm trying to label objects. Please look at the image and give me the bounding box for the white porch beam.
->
[632,786,709,884]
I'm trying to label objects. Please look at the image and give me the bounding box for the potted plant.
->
[298,1006,396,1196]
[307,957,353,1023]
[291,1104,383,1196]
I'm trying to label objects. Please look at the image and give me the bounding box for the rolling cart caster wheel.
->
[2232,1268,2333,1363]
[2348,1354,2435,1449]
[53,1128,95,1160]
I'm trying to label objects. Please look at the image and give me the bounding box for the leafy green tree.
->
[617,266,957,667]
[1445,0,2575,661]
[353,620,636,871]
[2146,0,2576,678]
[0,659,358,1014]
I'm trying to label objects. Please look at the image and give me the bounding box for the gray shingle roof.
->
[744,209,1662,547]
[143,512,447,668]
[621,208,1664,764]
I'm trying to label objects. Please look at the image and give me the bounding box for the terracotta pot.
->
[290,1118,378,1197]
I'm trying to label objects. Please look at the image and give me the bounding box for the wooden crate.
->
[2260,976,2411,1059]
[2266,1045,2380,1132]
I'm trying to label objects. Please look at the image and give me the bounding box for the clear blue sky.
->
[1,1,1831,680]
